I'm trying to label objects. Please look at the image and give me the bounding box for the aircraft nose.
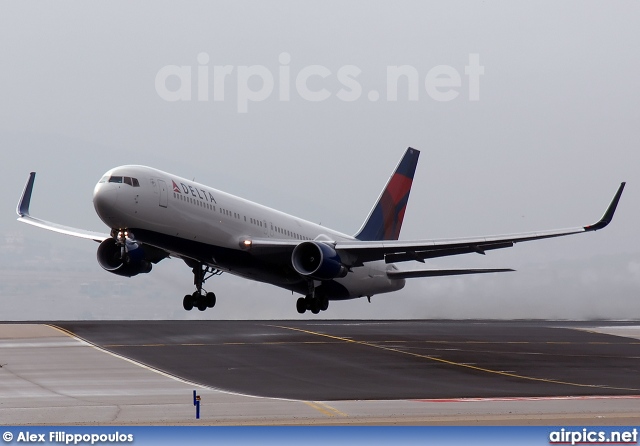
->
[93,182,118,223]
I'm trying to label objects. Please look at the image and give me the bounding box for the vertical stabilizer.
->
[354,147,420,241]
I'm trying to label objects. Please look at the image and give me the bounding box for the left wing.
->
[16,172,109,242]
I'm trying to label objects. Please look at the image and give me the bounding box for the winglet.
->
[17,172,36,217]
[584,182,626,232]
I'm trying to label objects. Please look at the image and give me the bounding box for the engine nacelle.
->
[292,241,348,280]
[97,238,152,277]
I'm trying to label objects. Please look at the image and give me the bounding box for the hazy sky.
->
[1,1,639,320]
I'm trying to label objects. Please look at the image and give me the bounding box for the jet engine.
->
[96,235,152,277]
[291,241,348,280]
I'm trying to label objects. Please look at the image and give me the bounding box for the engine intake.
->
[292,241,348,280]
[97,238,152,277]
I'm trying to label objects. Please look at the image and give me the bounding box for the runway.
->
[2,320,640,425]
[54,320,640,400]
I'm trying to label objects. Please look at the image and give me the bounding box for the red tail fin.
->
[354,148,420,241]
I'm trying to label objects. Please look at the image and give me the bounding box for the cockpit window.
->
[105,175,140,186]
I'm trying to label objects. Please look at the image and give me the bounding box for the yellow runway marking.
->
[101,341,639,347]
[102,341,332,348]
[98,339,640,348]
[270,325,640,393]
[303,401,347,417]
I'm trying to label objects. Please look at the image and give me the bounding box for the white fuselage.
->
[92,165,405,300]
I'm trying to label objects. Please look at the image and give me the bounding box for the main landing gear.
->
[296,282,329,314]
[183,263,222,312]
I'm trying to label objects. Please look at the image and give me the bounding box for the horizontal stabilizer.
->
[387,268,514,279]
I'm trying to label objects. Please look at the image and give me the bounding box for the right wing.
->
[16,172,109,242]
[333,182,626,266]
[240,182,625,271]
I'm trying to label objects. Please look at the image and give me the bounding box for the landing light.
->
[240,239,252,249]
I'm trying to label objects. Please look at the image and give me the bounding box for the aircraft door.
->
[263,220,268,235]
[158,179,168,208]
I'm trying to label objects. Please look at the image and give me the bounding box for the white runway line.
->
[578,326,640,341]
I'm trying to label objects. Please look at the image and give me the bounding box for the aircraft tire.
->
[197,300,207,311]
[320,297,329,311]
[296,297,307,314]
[206,292,216,308]
[183,295,194,311]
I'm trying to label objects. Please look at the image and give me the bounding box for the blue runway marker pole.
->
[193,390,201,419]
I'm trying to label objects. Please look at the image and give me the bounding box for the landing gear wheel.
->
[182,262,223,312]
[183,295,194,311]
[320,297,329,312]
[296,297,307,314]
[310,299,321,314]
[206,292,216,308]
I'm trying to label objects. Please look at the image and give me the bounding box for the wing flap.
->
[388,268,514,279]
[383,241,515,263]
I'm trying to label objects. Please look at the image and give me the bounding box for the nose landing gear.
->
[183,263,222,312]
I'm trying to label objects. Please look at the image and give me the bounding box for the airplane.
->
[16,148,625,314]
